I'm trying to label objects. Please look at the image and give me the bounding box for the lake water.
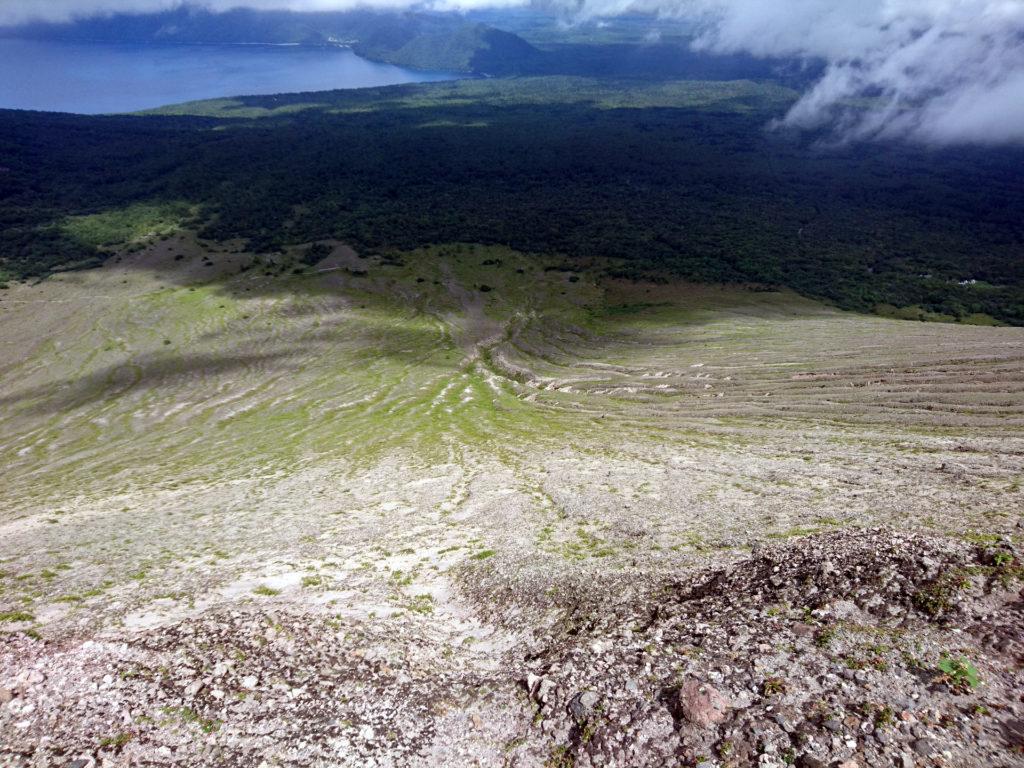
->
[0,38,457,114]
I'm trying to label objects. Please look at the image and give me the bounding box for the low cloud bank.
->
[689,0,1024,145]
[3,0,1023,146]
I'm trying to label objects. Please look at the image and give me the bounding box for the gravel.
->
[2,529,1022,766]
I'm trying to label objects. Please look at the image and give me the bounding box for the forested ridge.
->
[1,77,1022,324]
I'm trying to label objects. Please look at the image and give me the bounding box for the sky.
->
[1,0,1022,145]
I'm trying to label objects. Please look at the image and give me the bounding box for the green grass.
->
[960,532,1001,544]
[61,202,193,250]
[1,240,1020,518]
[0,610,35,622]
[162,706,221,733]
[406,594,436,614]
[912,572,970,618]
[99,732,134,749]
[141,99,331,119]
[767,526,822,539]
[144,78,798,119]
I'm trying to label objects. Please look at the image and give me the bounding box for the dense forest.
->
[1,77,1023,324]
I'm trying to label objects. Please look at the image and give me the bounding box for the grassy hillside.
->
[378,24,541,74]
[3,234,1021,528]
[2,77,1022,323]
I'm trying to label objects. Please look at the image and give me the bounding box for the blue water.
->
[0,38,457,114]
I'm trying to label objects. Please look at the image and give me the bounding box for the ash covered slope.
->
[2,529,1022,766]
[0,242,1023,765]
[479,528,1024,767]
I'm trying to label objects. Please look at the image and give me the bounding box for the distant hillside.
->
[0,7,543,75]
[3,77,1023,325]
[371,24,540,76]
[0,7,809,82]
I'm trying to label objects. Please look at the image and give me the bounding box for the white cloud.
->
[0,1,398,25]
[688,0,1024,145]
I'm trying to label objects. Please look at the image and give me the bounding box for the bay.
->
[0,38,456,114]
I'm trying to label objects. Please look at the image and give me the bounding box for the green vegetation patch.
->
[99,732,134,749]
[61,202,193,250]
[912,571,970,618]
[142,99,329,119]
[936,655,980,692]
[0,610,35,622]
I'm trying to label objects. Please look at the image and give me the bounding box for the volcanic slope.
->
[1,237,1023,766]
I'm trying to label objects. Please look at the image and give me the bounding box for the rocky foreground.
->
[2,528,1022,767]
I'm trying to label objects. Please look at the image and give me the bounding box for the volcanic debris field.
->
[1,238,1023,767]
